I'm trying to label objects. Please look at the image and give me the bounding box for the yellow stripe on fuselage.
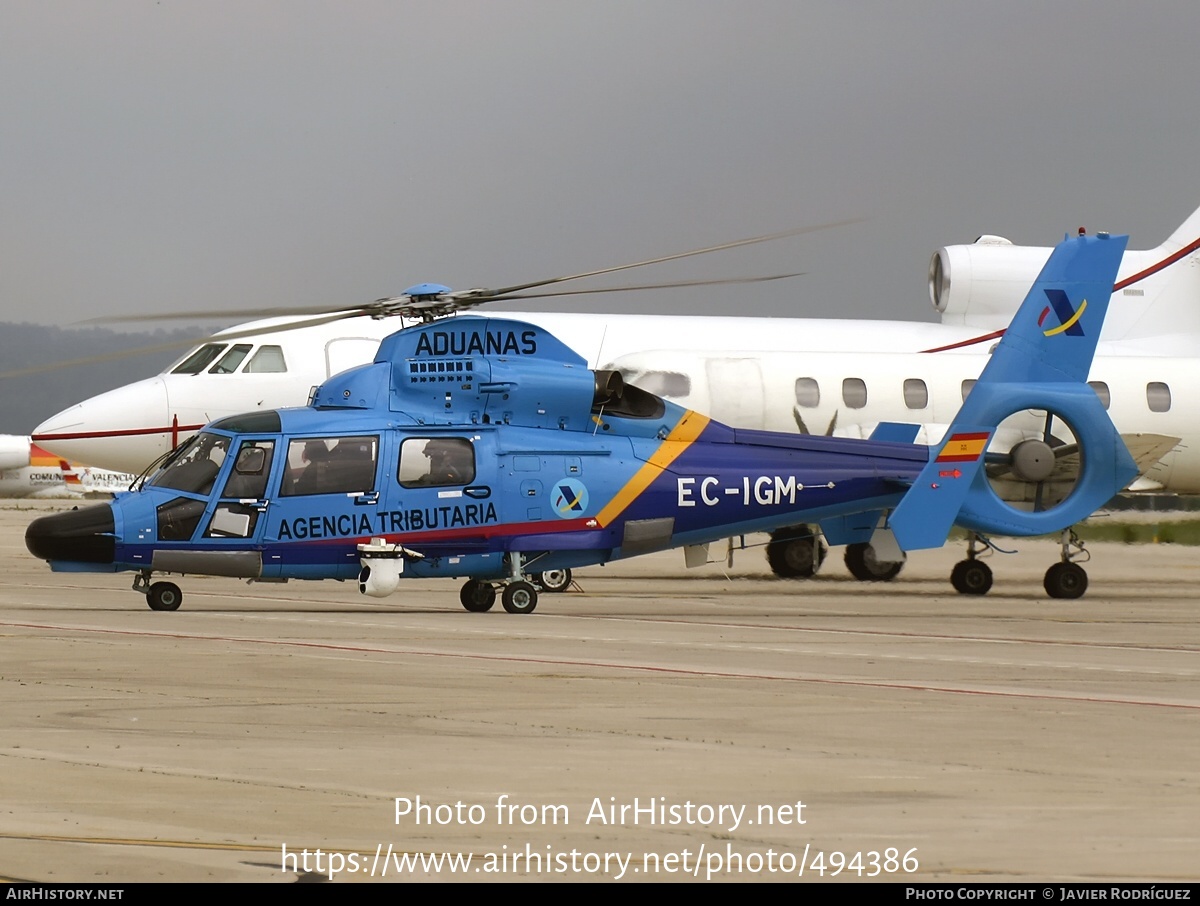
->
[595,411,711,527]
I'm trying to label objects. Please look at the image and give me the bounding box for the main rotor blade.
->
[456,218,862,299]
[475,271,806,301]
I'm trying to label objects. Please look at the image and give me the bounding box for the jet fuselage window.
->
[794,377,820,408]
[842,378,867,409]
[281,436,378,496]
[245,344,287,373]
[633,371,690,399]
[1146,381,1172,413]
[961,379,976,401]
[209,344,253,374]
[171,344,228,375]
[399,437,475,488]
[903,378,928,410]
[1088,381,1111,410]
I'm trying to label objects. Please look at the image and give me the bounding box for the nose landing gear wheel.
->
[460,580,496,612]
[1044,561,1088,599]
[502,581,539,614]
[532,568,572,593]
[950,560,992,596]
[147,581,183,611]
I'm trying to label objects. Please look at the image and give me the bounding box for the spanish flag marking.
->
[595,411,711,527]
[935,431,989,463]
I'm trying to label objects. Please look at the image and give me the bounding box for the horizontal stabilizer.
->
[869,422,921,444]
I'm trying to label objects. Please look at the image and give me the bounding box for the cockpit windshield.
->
[147,432,230,495]
[171,344,228,375]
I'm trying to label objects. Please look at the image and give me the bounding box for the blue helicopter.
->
[26,232,1136,613]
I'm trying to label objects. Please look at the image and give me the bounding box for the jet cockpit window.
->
[399,437,475,488]
[171,344,228,375]
[147,432,229,495]
[245,344,287,373]
[209,344,253,374]
[794,378,820,408]
[903,378,928,410]
[281,436,378,496]
[1146,381,1171,413]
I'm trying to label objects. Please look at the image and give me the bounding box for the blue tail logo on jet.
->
[1038,288,1087,337]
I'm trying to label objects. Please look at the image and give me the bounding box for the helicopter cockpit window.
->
[219,440,276,499]
[209,344,253,374]
[280,435,378,496]
[170,344,228,375]
[147,432,230,495]
[399,437,475,488]
[245,344,287,373]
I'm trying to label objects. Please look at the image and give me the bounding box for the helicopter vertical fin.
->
[889,231,1136,551]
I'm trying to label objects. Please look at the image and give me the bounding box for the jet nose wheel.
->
[460,580,496,612]
[147,581,183,611]
[502,581,539,614]
[766,525,827,578]
[532,569,572,593]
[844,542,905,582]
[1044,561,1088,599]
[950,560,993,596]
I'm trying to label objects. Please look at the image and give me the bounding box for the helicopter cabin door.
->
[392,433,496,546]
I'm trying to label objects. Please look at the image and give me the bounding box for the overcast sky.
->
[4,0,1200,332]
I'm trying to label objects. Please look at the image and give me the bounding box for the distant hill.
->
[0,322,214,435]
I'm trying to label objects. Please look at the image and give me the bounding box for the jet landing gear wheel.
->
[1044,561,1088,599]
[950,560,993,596]
[460,580,496,612]
[844,542,905,582]
[532,569,572,593]
[502,581,539,614]
[766,525,827,579]
[147,581,183,612]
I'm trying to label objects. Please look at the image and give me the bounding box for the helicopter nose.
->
[32,377,173,473]
[25,504,116,565]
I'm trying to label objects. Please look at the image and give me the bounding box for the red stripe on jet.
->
[919,234,1200,354]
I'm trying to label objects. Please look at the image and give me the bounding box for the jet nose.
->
[25,504,116,564]
[32,377,172,473]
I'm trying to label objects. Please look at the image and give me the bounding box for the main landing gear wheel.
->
[147,581,183,612]
[533,568,572,593]
[766,525,827,579]
[1044,561,1088,599]
[950,560,993,596]
[844,542,905,582]
[502,581,539,614]
[460,580,496,612]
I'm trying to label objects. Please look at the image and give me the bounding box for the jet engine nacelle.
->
[0,435,32,471]
[929,237,1054,327]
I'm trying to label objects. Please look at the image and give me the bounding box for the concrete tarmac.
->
[0,499,1197,884]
